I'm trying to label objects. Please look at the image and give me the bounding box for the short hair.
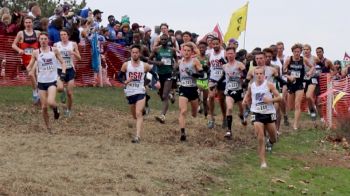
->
[198,41,208,47]
[255,51,265,56]
[182,31,191,37]
[276,41,284,46]
[24,15,34,21]
[169,29,174,33]
[226,47,236,52]
[160,23,168,29]
[39,31,49,38]
[303,44,312,50]
[60,28,70,36]
[28,1,39,10]
[211,37,220,42]
[182,42,195,51]
[254,65,265,74]
[130,44,141,51]
[263,48,273,55]
[291,43,303,51]
[316,47,324,52]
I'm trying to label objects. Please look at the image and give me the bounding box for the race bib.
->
[128,82,140,88]
[271,113,277,121]
[161,58,172,66]
[24,48,34,55]
[213,69,223,77]
[181,78,193,86]
[256,103,268,112]
[291,70,301,78]
[64,58,72,66]
[311,78,318,84]
[227,81,239,90]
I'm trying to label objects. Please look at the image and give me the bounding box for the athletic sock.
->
[227,115,233,132]
[33,90,38,97]
[181,128,185,134]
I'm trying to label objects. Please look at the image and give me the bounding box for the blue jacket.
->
[48,24,60,44]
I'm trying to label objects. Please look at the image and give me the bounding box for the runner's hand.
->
[60,72,66,81]
[18,49,24,55]
[155,81,161,89]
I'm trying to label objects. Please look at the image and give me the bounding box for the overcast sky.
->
[86,0,349,60]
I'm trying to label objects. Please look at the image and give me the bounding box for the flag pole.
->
[243,2,249,49]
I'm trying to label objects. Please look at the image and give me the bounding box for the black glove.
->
[60,72,66,81]
[219,57,227,65]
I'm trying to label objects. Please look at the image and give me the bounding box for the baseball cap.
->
[93,9,103,16]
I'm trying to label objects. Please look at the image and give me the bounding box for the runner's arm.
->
[242,85,252,105]
[304,58,315,76]
[27,50,38,71]
[12,31,23,54]
[191,58,204,78]
[72,42,81,61]
[269,82,282,103]
[118,63,129,84]
[54,47,67,73]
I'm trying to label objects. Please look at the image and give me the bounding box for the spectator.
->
[79,18,92,46]
[0,7,10,19]
[169,29,174,37]
[92,9,103,30]
[48,17,64,44]
[27,1,38,17]
[0,13,11,35]
[113,21,121,35]
[49,6,63,24]
[142,26,152,51]
[150,25,160,48]
[69,17,80,44]
[107,15,116,41]
[121,23,132,45]
[191,32,199,43]
[6,12,22,36]
[175,30,183,46]
[39,17,49,32]
[62,3,72,28]
[115,31,126,46]
[31,5,41,30]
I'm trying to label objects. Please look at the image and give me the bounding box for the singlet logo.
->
[255,92,265,102]
[128,72,143,81]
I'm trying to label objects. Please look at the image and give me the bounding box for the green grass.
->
[210,129,350,195]
[0,86,177,112]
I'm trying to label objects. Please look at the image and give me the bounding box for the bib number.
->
[128,82,140,88]
[227,81,239,89]
[24,48,34,55]
[213,69,223,77]
[311,78,318,84]
[161,58,172,66]
[181,79,193,86]
[291,70,300,78]
[256,103,267,112]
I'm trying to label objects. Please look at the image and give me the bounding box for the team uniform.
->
[36,47,59,91]
[286,57,305,93]
[250,80,277,124]
[155,47,174,100]
[178,58,198,101]
[55,41,76,82]
[303,57,318,93]
[124,61,146,104]
[196,56,209,90]
[20,30,39,67]
[223,62,244,103]
[208,49,226,90]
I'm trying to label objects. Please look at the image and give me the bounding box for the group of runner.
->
[13,19,348,168]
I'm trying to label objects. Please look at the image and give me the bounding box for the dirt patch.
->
[0,104,256,195]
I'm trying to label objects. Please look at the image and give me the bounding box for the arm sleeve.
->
[118,71,126,83]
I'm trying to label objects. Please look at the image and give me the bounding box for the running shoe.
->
[169,93,175,104]
[144,106,150,115]
[64,109,71,117]
[207,120,215,129]
[131,136,140,143]
[224,131,232,140]
[53,107,60,120]
[180,132,187,141]
[265,138,273,153]
[260,162,267,169]
[60,90,67,104]
[32,95,40,105]
[310,112,317,121]
[155,114,165,124]
[240,115,247,126]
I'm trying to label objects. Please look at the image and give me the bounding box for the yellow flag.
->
[333,91,346,108]
[224,3,249,43]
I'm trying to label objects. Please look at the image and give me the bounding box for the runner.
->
[152,23,178,50]
[196,41,210,118]
[220,47,246,140]
[283,43,314,130]
[207,37,227,129]
[26,32,67,131]
[276,42,290,126]
[302,44,318,122]
[148,34,178,123]
[177,43,204,141]
[315,47,333,74]
[12,16,41,104]
[54,29,81,117]
[243,66,281,168]
[118,44,160,143]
